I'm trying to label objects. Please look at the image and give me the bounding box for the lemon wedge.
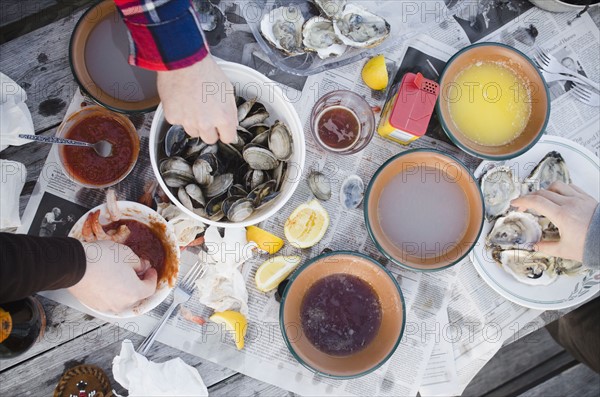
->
[284,200,330,248]
[255,255,302,292]
[209,311,247,350]
[246,226,284,254]
[361,55,388,90]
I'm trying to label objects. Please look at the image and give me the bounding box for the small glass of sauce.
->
[310,90,375,155]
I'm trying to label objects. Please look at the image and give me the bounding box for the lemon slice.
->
[209,311,247,350]
[246,226,284,254]
[361,54,388,90]
[255,255,302,292]
[284,200,330,248]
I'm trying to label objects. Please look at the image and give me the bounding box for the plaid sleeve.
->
[114,0,209,71]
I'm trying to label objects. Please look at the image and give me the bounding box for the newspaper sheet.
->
[16,1,600,396]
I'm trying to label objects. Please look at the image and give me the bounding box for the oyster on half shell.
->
[480,165,521,221]
[492,249,558,286]
[260,6,305,56]
[333,4,390,48]
[312,0,346,18]
[523,151,571,193]
[302,17,347,59]
[487,211,542,250]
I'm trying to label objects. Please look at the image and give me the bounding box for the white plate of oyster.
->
[471,135,600,310]
[249,0,394,75]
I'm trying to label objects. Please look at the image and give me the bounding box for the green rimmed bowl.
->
[364,149,484,271]
[279,251,405,379]
[437,42,550,161]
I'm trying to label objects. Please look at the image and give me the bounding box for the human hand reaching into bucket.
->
[157,55,238,145]
[512,181,599,262]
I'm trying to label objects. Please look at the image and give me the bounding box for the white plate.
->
[471,135,600,310]
[69,201,180,318]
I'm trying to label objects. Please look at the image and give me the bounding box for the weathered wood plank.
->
[0,0,57,27]
[463,327,567,396]
[0,9,83,133]
[208,372,296,397]
[0,323,236,396]
[518,364,600,397]
[0,295,105,371]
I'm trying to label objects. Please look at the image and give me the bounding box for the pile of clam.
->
[260,0,390,59]
[159,97,292,223]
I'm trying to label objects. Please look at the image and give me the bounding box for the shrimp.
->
[82,213,95,242]
[90,210,109,240]
[106,189,121,221]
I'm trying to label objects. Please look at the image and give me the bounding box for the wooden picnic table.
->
[1,1,599,396]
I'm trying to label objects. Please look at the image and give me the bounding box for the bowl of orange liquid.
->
[364,149,484,271]
[437,43,550,160]
[280,251,405,378]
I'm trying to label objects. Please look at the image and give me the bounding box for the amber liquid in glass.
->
[315,106,361,151]
[300,273,382,356]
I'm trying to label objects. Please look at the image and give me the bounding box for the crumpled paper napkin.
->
[0,72,34,152]
[113,340,208,397]
[0,160,26,230]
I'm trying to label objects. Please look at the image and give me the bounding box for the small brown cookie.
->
[53,364,113,397]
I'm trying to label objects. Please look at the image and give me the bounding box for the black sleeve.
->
[0,233,87,303]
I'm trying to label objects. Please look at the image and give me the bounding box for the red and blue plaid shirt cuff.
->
[115,0,209,71]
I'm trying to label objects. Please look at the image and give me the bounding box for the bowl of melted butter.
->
[437,43,550,160]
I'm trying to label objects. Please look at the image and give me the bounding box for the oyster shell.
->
[480,165,521,221]
[302,17,346,59]
[487,211,542,250]
[340,174,364,209]
[492,249,558,286]
[333,4,390,48]
[312,0,346,18]
[523,151,571,193]
[260,6,305,56]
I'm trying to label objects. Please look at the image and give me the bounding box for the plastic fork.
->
[571,84,600,107]
[137,261,207,355]
[534,49,600,91]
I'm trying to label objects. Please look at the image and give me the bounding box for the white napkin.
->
[0,72,34,152]
[113,340,208,397]
[0,160,26,230]
[195,226,256,315]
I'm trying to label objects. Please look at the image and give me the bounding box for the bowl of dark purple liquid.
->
[279,251,405,379]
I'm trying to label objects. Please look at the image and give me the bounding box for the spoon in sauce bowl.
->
[18,134,113,157]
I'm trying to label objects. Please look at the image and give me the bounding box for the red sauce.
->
[103,219,173,283]
[62,115,138,185]
[316,106,361,151]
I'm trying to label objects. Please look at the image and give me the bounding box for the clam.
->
[237,98,257,122]
[308,171,331,201]
[333,4,390,48]
[268,120,293,161]
[243,146,280,170]
[248,124,270,136]
[244,169,266,191]
[160,157,194,188]
[340,175,364,209]
[302,16,347,59]
[227,198,255,222]
[193,158,214,186]
[183,138,206,161]
[205,195,225,221]
[260,6,305,56]
[240,102,269,129]
[228,184,248,197]
[178,187,194,211]
[164,125,187,157]
[248,180,277,207]
[185,184,206,208]
[222,195,244,217]
[204,173,234,198]
[273,161,287,191]
[251,131,270,147]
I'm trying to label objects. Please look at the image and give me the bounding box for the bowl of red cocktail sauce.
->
[310,90,375,155]
[56,106,139,188]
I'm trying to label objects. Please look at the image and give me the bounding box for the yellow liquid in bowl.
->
[448,62,532,147]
